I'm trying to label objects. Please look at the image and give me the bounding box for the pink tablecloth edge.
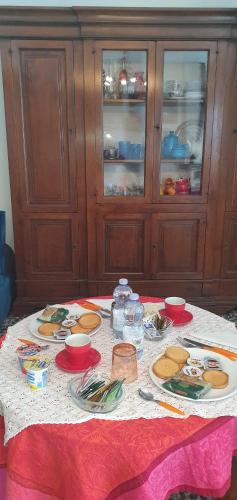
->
[107,416,237,499]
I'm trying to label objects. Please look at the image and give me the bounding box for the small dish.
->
[143,315,173,341]
[55,347,101,373]
[68,374,124,413]
[159,309,193,326]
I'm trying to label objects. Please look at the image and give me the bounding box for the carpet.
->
[1,309,236,500]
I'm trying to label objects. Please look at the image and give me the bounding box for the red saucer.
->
[55,348,101,373]
[159,309,193,326]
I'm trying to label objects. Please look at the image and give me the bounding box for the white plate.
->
[29,314,103,343]
[149,347,237,402]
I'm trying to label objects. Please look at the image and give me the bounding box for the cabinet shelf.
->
[104,159,144,164]
[103,98,145,105]
[163,98,205,105]
[161,158,201,166]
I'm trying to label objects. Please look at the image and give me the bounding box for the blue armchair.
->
[0,212,15,322]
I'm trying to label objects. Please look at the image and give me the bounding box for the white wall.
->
[0,56,14,249]
[0,0,236,252]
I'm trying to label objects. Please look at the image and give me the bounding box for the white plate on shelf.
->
[149,347,237,402]
[29,314,103,343]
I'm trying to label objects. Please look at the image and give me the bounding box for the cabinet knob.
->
[233,129,237,134]
[155,124,160,130]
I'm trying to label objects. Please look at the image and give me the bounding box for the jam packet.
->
[162,374,211,400]
[203,356,222,371]
[38,305,69,324]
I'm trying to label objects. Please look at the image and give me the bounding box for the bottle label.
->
[113,309,125,333]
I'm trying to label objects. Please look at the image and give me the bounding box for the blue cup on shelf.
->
[128,144,136,159]
[0,211,6,248]
[119,141,130,160]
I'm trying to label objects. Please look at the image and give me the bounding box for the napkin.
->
[190,328,237,350]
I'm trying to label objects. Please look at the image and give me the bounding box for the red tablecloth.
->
[0,297,236,500]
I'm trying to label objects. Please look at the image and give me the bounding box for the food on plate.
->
[78,313,101,329]
[162,374,211,400]
[70,324,92,334]
[165,346,190,364]
[38,322,60,337]
[203,357,222,371]
[38,306,69,324]
[202,369,229,389]
[182,366,202,378]
[187,358,204,368]
[152,357,180,379]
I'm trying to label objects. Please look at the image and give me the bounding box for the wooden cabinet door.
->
[91,40,155,204]
[22,214,80,279]
[96,212,151,279]
[151,213,206,279]
[11,40,77,211]
[224,44,237,211]
[222,213,237,278]
[154,41,217,204]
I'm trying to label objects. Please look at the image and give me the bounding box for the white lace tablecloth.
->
[0,300,237,444]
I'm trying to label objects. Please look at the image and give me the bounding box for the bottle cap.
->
[119,278,128,285]
[129,293,139,301]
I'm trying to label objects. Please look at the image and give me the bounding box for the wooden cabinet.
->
[96,212,151,279]
[1,8,237,311]
[11,40,77,211]
[151,213,206,279]
[2,38,87,304]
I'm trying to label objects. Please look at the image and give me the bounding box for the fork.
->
[177,336,237,361]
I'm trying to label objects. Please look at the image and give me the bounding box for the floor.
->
[0,306,236,500]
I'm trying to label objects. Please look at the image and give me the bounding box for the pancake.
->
[202,369,229,389]
[38,322,60,337]
[70,324,92,334]
[152,357,180,379]
[165,346,190,364]
[78,313,101,329]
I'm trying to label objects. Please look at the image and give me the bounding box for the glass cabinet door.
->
[102,50,147,198]
[158,48,214,200]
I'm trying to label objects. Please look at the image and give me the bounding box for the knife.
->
[183,337,237,360]
[79,301,111,316]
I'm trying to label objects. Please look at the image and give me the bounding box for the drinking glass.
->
[111,343,138,384]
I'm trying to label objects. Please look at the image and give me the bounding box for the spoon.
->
[138,388,186,417]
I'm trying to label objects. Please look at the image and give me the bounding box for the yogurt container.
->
[16,345,42,374]
[25,359,50,390]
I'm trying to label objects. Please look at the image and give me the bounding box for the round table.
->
[0,297,237,500]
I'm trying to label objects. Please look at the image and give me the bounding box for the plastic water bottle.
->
[122,293,144,359]
[112,278,132,339]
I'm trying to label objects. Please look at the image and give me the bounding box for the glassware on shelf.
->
[118,56,128,99]
[103,50,147,197]
[134,71,146,99]
[159,50,208,197]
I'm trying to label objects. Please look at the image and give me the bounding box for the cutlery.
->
[18,338,49,350]
[138,388,186,417]
[178,336,237,361]
[79,301,111,316]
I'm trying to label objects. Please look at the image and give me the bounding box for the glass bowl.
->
[143,315,173,341]
[68,373,125,413]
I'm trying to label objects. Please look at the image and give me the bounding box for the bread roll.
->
[202,369,229,389]
[152,357,180,379]
[165,346,190,364]
[38,322,60,337]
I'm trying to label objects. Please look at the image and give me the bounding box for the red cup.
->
[164,296,186,315]
[65,334,91,360]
